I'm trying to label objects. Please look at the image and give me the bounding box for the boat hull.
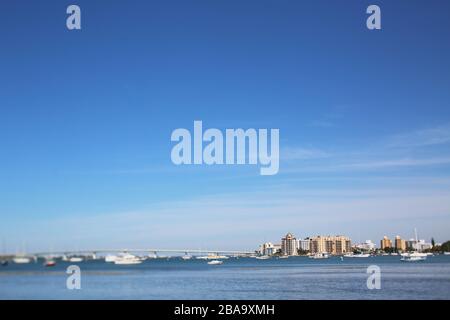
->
[114,260,142,265]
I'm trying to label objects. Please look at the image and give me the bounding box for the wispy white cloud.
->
[335,157,450,170]
[282,124,450,173]
[282,156,450,174]
[79,124,450,177]
[388,124,450,148]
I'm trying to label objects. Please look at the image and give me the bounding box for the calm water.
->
[1,255,450,299]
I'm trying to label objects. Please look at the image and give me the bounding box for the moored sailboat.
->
[401,252,427,262]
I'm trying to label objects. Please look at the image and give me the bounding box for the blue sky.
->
[1,0,450,252]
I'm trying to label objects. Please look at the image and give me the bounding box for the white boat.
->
[309,253,329,259]
[444,252,450,255]
[401,252,427,258]
[115,259,142,265]
[255,255,270,260]
[181,255,192,260]
[197,254,228,260]
[401,252,427,262]
[207,260,223,265]
[400,252,409,257]
[114,253,142,265]
[13,257,31,264]
[278,255,289,259]
[69,257,83,263]
[401,255,426,262]
[345,253,370,258]
[44,259,56,267]
[105,255,118,263]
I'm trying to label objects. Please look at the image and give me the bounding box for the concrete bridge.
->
[5,248,255,258]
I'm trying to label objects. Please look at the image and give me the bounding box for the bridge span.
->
[31,248,255,257]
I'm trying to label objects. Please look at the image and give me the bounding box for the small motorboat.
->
[198,254,228,260]
[44,260,56,267]
[309,253,329,259]
[255,255,270,260]
[207,260,223,265]
[69,257,83,263]
[345,253,370,258]
[114,253,143,265]
[13,257,31,264]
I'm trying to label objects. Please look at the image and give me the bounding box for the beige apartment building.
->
[395,235,407,252]
[310,235,351,255]
[380,236,392,250]
[281,233,298,256]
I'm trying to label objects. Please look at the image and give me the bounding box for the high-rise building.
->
[259,242,276,256]
[394,236,407,252]
[281,233,298,256]
[355,240,376,252]
[272,243,282,254]
[406,239,415,251]
[380,236,392,250]
[310,235,351,255]
[406,238,423,251]
[413,239,433,252]
[298,238,311,252]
